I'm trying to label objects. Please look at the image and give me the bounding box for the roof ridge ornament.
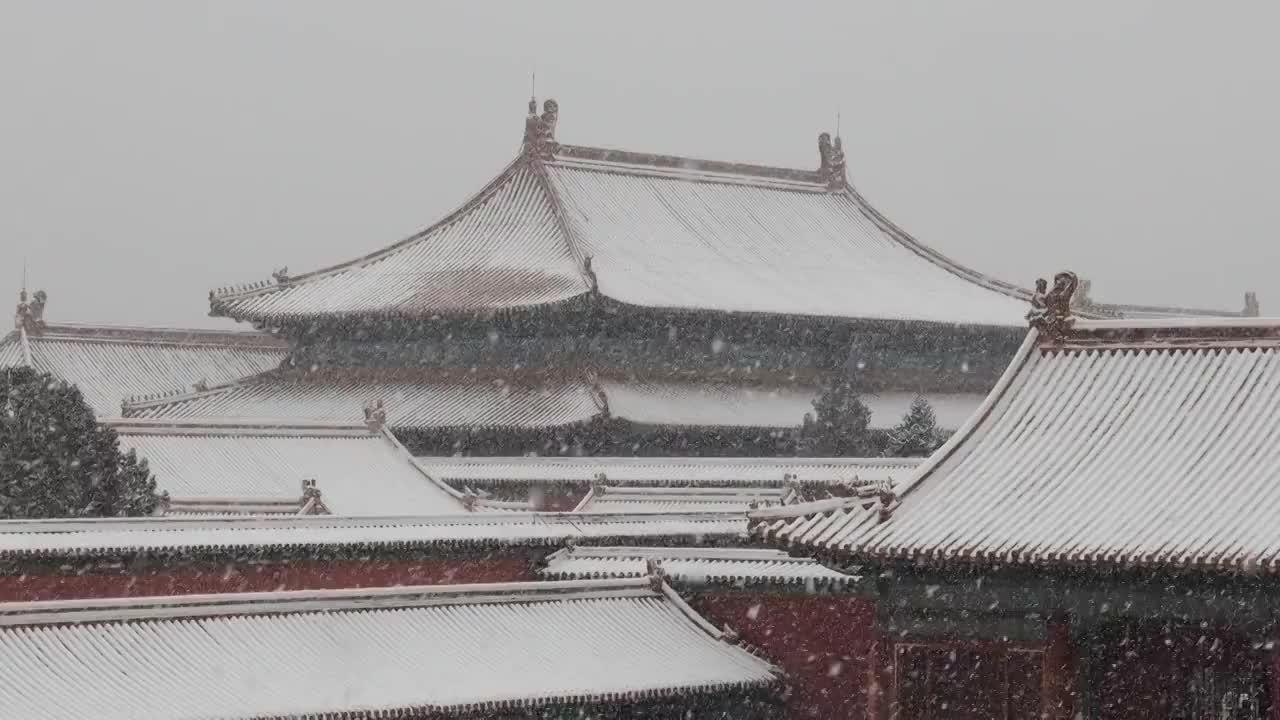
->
[523,97,559,159]
[1244,291,1261,318]
[14,289,47,334]
[817,132,847,191]
[645,557,668,591]
[363,399,387,432]
[1027,270,1079,340]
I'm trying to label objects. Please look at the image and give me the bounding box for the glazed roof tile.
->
[757,316,1280,573]
[416,455,920,489]
[210,139,1030,327]
[0,578,778,719]
[0,511,748,560]
[121,367,983,432]
[574,486,786,515]
[0,323,285,417]
[109,418,473,515]
[540,546,857,589]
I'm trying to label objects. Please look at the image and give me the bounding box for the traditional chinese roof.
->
[418,455,920,490]
[574,485,786,514]
[208,103,1032,328]
[0,317,285,417]
[0,511,748,561]
[120,366,983,432]
[755,309,1280,574]
[108,418,484,516]
[540,546,858,591]
[0,578,779,719]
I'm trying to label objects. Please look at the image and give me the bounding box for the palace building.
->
[122,99,1069,457]
[0,99,1268,719]
[757,273,1280,719]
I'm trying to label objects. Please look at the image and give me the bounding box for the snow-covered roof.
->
[208,116,1032,327]
[0,320,285,416]
[108,418,480,515]
[120,367,982,432]
[0,511,748,560]
[755,312,1280,574]
[574,485,786,514]
[418,455,921,489]
[540,546,858,590]
[0,578,779,719]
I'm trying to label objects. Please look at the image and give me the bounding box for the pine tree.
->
[799,377,875,456]
[885,396,943,458]
[0,367,158,519]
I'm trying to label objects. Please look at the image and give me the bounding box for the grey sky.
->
[2,1,1277,328]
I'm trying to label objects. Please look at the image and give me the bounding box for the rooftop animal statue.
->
[523,98,559,157]
[1027,271,1079,339]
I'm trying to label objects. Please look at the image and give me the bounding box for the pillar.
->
[866,633,894,720]
[1269,630,1280,720]
[1042,612,1075,720]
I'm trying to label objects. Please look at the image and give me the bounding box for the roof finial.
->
[1244,291,1261,317]
[817,127,846,191]
[363,398,387,432]
[522,92,559,159]
[14,285,46,334]
[1027,270,1079,340]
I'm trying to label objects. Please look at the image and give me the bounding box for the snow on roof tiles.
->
[210,139,1029,327]
[122,368,982,433]
[541,546,857,589]
[109,418,471,516]
[122,369,600,429]
[416,455,921,489]
[575,486,786,515]
[0,512,748,560]
[0,323,286,417]
[211,163,588,320]
[757,317,1280,573]
[0,578,778,719]
[545,158,1025,325]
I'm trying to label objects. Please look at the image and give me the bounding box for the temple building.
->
[109,417,519,516]
[1,295,285,417]
[124,99,1080,457]
[1,100,1272,719]
[0,577,784,719]
[756,274,1280,719]
[422,455,919,509]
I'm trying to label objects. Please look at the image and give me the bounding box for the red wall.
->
[0,558,535,602]
[691,592,875,720]
[1092,621,1267,720]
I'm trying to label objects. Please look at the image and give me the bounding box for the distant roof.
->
[209,103,1033,327]
[574,485,786,514]
[0,511,748,561]
[0,316,285,417]
[0,578,779,719]
[121,367,983,432]
[540,546,858,590]
[422,455,920,489]
[755,310,1280,574]
[109,418,480,515]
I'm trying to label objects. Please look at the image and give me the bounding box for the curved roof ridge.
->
[102,416,376,436]
[120,367,276,415]
[526,154,596,290]
[554,143,827,186]
[209,154,536,306]
[840,184,1031,303]
[0,577,662,626]
[30,322,286,348]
